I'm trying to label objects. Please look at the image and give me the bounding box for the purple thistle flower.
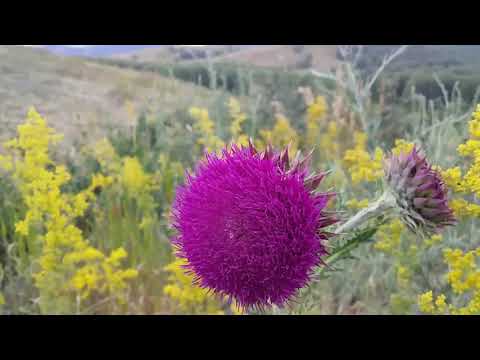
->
[171,142,337,310]
[384,146,456,236]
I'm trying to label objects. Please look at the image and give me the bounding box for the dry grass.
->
[112,47,176,63]
[111,45,339,73]
[0,46,227,148]
[218,45,338,72]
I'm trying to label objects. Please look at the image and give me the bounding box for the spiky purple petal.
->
[172,143,337,310]
[384,146,456,236]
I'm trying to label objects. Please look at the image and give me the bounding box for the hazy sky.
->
[23,45,89,47]
[23,45,206,47]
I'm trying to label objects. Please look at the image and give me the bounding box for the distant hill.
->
[39,45,480,70]
[40,45,262,60]
[357,45,480,103]
[0,46,230,147]
[217,45,338,72]
[359,45,480,72]
[111,45,263,63]
[111,45,339,72]
[43,45,166,58]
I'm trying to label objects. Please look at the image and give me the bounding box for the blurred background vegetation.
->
[1,45,480,315]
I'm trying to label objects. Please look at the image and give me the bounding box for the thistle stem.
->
[316,226,379,278]
[336,191,397,235]
[315,238,361,278]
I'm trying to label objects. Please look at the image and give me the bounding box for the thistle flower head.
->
[384,146,456,236]
[172,142,337,310]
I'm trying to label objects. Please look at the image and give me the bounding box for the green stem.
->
[326,240,360,267]
[316,238,361,277]
[316,226,380,278]
[336,191,396,235]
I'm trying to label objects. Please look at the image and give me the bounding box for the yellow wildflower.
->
[121,157,152,196]
[392,139,415,156]
[305,96,328,149]
[418,291,435,314]
[318,122,341,162]
[228,98,248,145]
[259,114,299,155]
[442,106,480,212]
[163,258,226,315]
[346,198,370,211]
[307,96,328,124]
[1,108,138,313]
[425,234,443,248]
[468,105,480,139]
[435,294,448,313]
[396,265,411,288]
[189,107,225,153]
[421,244,480,315]
[437,167,464,193]
[374,219,405,255]
[90,138,121,174]
[343,132,384,185]
[0,154,13,172]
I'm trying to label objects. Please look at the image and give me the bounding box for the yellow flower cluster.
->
[343,132,384,185]
[449,199,480,218]
[437,167,463,193]
[444,248,480,294]
[396,264,412,289]
[342,135,430,313]
[319,122,341,162]
[66,247,138,301]
[419,248,480,315]
[343,136,416,185]
[90,138,121,174]
[163,257,242,315]
[1,109,63,190]
[259,114,299,155]
[0,276,4,306]
[437,106,480,219]
[305,96,328,148]
[189,107,225,153]
[156,153,184,204]
[346,198,370,211]
[374,219,405,255]
[308,96,328,121]
[88,138,159,232]
[392,139,415,156]
[121,157,153,197]
[228,98,249,147]
[418,291,447,314]
[89,138,155,200]
[0,108,138,313]
[424,234,443,247]
[375,217,444,312]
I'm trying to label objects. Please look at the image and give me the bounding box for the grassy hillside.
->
[360,45,480,71]
[218,45,338,72]
[3,45,480,315]
[359,46,480,100]
[110,45,338,72]
[111,45,262,63]
[0,46,230,147]
[107,45,480,74]
[112,46,176,63]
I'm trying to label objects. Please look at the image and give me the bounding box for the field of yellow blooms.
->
[2,57,480,315]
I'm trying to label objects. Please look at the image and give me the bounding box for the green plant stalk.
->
[313,191,397,278]
[335,190,397,235]
[316,226,379,278]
